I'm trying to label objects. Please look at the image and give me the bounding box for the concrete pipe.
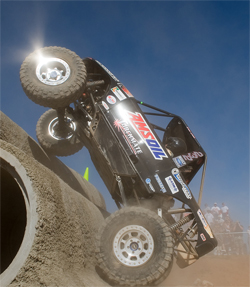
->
[0,149,38,285]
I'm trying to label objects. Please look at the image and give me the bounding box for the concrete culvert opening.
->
[0,151,37,287]
[0,160,27,273]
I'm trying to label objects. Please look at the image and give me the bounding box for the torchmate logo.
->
[114,119,143,155]
[126,111,168,160]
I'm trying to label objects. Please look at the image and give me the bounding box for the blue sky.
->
[1,1,249,230]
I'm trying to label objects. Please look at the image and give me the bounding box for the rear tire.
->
[20,46,87,109]
[36,109,84,156]
[96,207,174,286]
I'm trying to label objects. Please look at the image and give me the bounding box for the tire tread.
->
[36,109,84,156]
[96,206,174,286]
[20,46,87,109]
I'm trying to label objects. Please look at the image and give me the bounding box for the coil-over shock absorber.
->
[169,213,194,232]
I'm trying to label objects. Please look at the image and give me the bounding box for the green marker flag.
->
[83,167,89,181]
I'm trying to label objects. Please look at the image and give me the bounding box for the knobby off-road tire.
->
[20,46,87,109]
[96,207,174,287]
[36,109,84,156]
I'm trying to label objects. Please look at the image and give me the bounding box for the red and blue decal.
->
[126,111,168,160]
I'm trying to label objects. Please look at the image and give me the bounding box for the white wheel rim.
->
[48,117,76,140]
[113,225,154,267]
[36,57,70,86]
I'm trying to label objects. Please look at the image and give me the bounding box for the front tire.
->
[36,109,84,156]
[96,207,174,286]
[20,46,87,109]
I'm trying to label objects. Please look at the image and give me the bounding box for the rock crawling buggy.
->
[20,47,217,286]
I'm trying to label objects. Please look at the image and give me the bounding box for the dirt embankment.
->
[0,111,109,287]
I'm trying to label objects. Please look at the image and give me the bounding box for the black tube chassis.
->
[62,58,218,264]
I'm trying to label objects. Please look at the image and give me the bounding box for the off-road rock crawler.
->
[20,46,217,286]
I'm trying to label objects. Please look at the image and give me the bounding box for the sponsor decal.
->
[96,60,119,81]
[173,156,186,168]
[106,95,116,105]
[165,176,179,194]
[102,101,109,110]
[197,209,214,238]
[126,111,168,160]
[145,178,155,192]
[121,85,134,97]
[171,168,192,199]
[154,174,167,193]
[114,120,143,155]
[187,127,195,139]
[182,151,204,162]
[200,233,206,241]
[111,87,126,101]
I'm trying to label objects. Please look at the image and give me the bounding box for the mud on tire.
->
[20,46,87,109]
[96,206,174,286]
[36,109,84,156]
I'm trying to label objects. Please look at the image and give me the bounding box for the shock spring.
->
[169,214,194,232]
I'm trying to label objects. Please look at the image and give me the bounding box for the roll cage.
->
[136,100,207,206]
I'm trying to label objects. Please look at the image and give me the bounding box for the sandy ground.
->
[162,255,249,287]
